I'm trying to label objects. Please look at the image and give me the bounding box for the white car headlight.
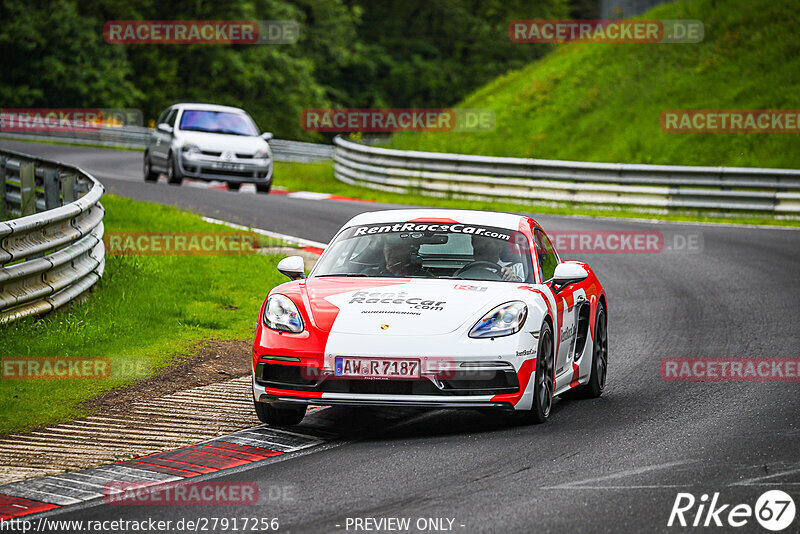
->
[254,147,270,159]
[181,144,201,156]
[469,301,527,339]
[264,294,304,333]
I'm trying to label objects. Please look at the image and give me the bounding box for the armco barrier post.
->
[73,181,89,199]
[43,168,60,210]
[19,161,36,216]
[61,173,76,203]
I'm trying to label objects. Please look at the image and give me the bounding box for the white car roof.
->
[343,209,530,231]
[173,103,248,114]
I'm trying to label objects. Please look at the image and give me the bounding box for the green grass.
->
[388,0,800,170]
[274,161,800,227]
[0,195,288,435]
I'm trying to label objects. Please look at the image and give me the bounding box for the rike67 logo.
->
[669,490,796,531]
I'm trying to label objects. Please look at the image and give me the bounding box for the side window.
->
[156,109,170,125]
[166,109,178,128]
[534,228,559,282]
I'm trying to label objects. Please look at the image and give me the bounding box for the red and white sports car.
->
[252,209,607,425]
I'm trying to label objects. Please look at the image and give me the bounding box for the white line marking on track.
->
[286,191,333,200]
[730,465,800,486]
[546,484,688,490]
[542,461,690,489]
[201,216,328,249]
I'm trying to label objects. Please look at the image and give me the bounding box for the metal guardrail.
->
[0,149,105,324]
[333,136,800,214]
[268,138,334,163]
[0,122,334,163]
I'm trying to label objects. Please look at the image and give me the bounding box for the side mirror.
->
[277,255,305,280]
[260,132,273,141]
[157,123,173,134]
[550,262,588,292]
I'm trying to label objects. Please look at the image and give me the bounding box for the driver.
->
[471,235,523,281]
[382,239,429,277]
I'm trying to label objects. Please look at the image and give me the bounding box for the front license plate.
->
[212,162,244,171]
[334,357,420,379]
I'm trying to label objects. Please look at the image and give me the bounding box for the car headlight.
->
[469,301,527,339]
[181,144,201,156]
[264,294,304,333]
[254,147,270,159]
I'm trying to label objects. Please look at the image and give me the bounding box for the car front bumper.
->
[178,152,272,183]
[252,350,539,411]
[257,388,516,411]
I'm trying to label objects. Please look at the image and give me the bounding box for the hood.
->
[302,277,518,336]
[176,131,267,154]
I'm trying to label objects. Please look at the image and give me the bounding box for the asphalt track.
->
[2,139,799,533]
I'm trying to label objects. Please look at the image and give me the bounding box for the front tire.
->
[227,182,241,191]
[255,181,271,194]
[166,152,182,185]
[575,304,607,398]
[516,321,554,424]
[254,400,306,426]
[143,153,158,182]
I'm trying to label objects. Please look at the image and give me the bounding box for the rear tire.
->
[227,182,241,191]
[166,152,182,185]
[514,321,554,425]
[254,401,306,426]
[143,154,158,182]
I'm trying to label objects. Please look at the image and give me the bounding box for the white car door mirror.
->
[260,132,273,141]
[277,255,305,280]
[550,262,588,292]
[157,123,173,134]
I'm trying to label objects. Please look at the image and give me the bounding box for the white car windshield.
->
[313,222,535,283]
[179,110,258,136]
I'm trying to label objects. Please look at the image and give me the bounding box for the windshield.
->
[313,222,534,283]
[178,110,258,136]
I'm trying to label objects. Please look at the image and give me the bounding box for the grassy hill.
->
[390,0,800,169]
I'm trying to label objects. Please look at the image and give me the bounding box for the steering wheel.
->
[453,261,504,280]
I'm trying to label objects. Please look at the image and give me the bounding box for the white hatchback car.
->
[144,103,273,192]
